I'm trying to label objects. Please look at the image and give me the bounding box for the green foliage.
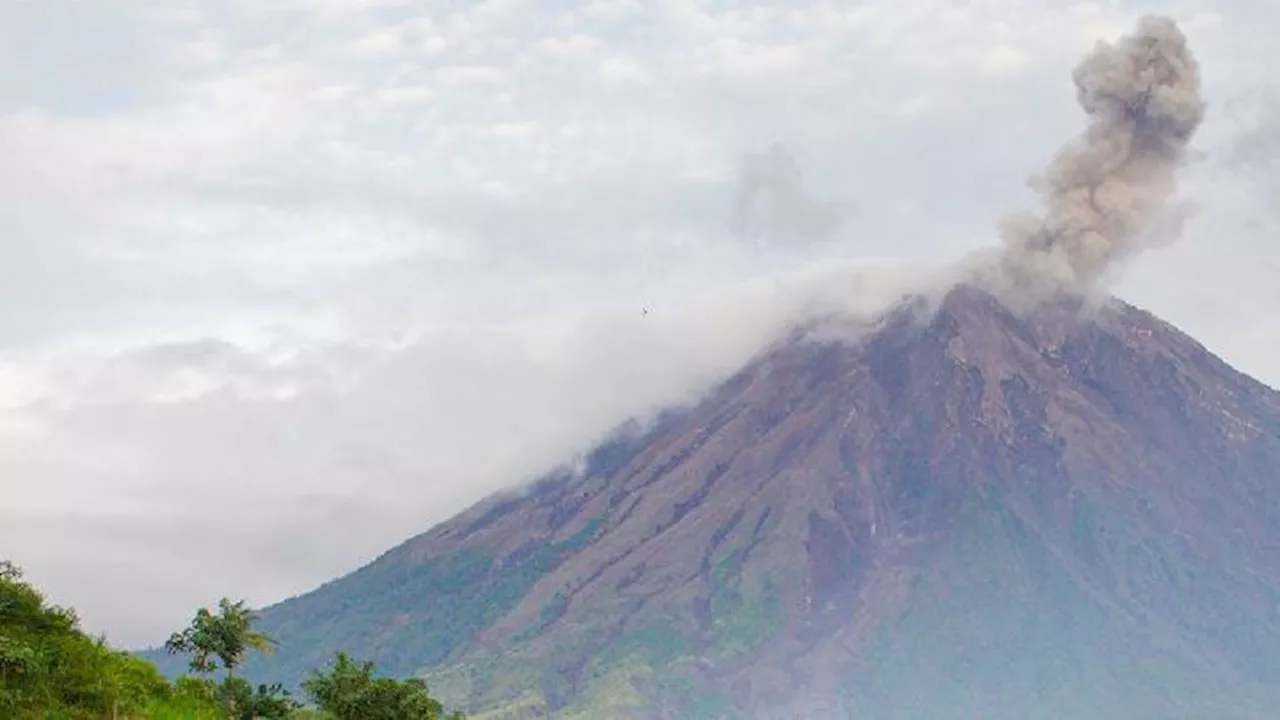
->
[144,676,224,719]
[139,675,301,720]
[164,597,302,719]
[0,560,327,720]
[0,560,224,719]
[0,559,468,719]
[217,676,302,718]
[302,652,464,720]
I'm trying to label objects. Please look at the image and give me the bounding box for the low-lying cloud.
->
[1,259,930,648]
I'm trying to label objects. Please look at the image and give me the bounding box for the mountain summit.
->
[232,285,1280,718]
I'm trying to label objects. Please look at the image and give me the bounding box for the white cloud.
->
[345,16,443,58]
[373,83,436,110]
[436,64,508,86]
[597,55,652,86]
[695,38,807,77]
[536,33,602,59]
[580,0,642,24]
[980,44,1030,75]
[2,0,1279,650]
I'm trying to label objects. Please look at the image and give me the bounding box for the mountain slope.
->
[231,285,1280,718]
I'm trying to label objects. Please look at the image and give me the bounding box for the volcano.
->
[226,285,1280,718]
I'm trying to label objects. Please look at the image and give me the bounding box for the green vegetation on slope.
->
[426,540,788,717]
[708,549,782,660]
[244,514,606,690]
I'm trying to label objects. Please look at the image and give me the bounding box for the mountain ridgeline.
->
[197,285,1280,718]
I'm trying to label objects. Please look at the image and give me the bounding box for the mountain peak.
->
[229,284,1280,718]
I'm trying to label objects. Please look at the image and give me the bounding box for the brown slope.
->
[246,284,1280,717]
[409,285,1280,712]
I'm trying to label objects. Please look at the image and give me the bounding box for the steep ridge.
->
[231,285,1280,718]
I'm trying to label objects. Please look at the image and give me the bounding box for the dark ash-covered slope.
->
[229,285,1280,718]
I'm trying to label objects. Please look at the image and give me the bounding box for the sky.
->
[2,0,1279,649]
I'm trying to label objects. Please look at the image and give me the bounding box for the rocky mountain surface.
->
[219,285,1280,718]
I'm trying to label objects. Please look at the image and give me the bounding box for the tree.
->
[0,560,210,718]
[166,597,287,716]
[302,651,464,720]
[165,597,275,679]
[1,560,96,716]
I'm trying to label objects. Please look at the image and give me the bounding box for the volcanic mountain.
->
[225,285,1280,718]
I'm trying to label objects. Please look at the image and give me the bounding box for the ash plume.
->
[977,15,1206,304]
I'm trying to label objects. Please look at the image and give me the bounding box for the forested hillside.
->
[0,560,463,719]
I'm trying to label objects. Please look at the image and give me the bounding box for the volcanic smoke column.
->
[988,15,1206,301]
